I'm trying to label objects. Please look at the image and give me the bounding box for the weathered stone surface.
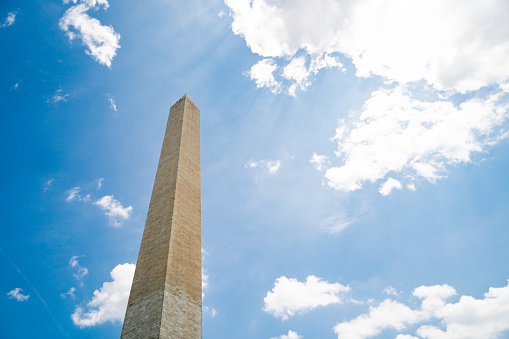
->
[121,94,201,339]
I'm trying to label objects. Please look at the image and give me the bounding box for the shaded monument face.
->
[121,94,201,339]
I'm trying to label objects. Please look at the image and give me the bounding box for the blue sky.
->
[2,0,509,338]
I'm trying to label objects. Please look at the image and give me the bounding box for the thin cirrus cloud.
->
[334,281,509,339]
[245,159,281,175]
[69,255,89,280]
[59,0,120,67]
[264,275,350,320]
[72,263,135,327]
[226,0,509,194]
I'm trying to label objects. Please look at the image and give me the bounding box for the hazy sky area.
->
[2,0,509,338]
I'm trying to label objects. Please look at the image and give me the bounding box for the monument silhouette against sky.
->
[121,94,202,338]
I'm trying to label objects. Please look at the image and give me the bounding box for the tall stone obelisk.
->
[121,94,201,339]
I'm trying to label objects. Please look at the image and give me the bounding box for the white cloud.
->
[271,330,303,339]
[203,305,217,318]
[335,281,509,339]
[320,214,356,234]
[202,268,209,299]
[226,0,509,192]
[93,195,132,227]
[226,0,509,94]
[248,59,281,93]
[97,177,104,190]
[382,286,398,296]
[65,187,91,202]
[1,11,17,28]
[107,95,117,111]
[44,179,54,192]
[72,263,135,327]
[282,56,311,96]
[310,153,330,171]
[59,0,120,67]
[324,86,509,193]
[335,284,456,339]
[69,256,89,280]
[61,287,77,299]
[66,187,81,201]
[264,275,350,320]
[378,178,402,196]
[245,159,281,174]
[48,89,69,104]
[7,288,29,301]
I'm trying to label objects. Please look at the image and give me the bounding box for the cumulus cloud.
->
[248,59,281,93]
[1,11,17,28]
[245,159,280,174]
[93,195,133,227]
[264,275,350,320]
[324,86,509,193]
[271,330,303,339]
[378,178,402,196]
[227,0,509,192]
[69,256,89,280]
[7,288,29,301]
[335,281,509,339]
[72,263,135,327]
[226,0,509,94]
[59,0,120,67]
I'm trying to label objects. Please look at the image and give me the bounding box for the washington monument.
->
[121,94,202,338]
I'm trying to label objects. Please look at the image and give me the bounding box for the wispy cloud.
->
[65,187,90,202]
[264,275,350,320]
[69,256,88,281]
[72,263,135,327]
[61,287,76,299]
[47,89,70,105]
[97,178,104,190]
[7,288,29,301]
[245,159,281,175]
[44,179,54,192]
[59,0,120,67]
[1,11,17,28]
[107,95,117,111]
[93,195,132,227]
[382,286,399,296]
[320,214,357,234]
